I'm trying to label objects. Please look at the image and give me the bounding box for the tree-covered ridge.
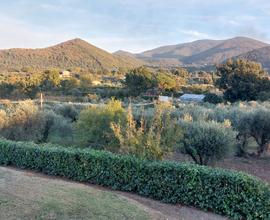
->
[0,38,144,72]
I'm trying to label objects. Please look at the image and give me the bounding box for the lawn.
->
[0,167,150,220]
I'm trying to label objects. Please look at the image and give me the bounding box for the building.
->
[158,96,173,102]
[179,94,205,102]
[60,70,71,78]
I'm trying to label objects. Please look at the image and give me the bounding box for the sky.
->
[0,0,270,53]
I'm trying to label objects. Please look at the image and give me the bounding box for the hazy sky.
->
[0,0,270,52]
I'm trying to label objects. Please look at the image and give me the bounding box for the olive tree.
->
[236,109,270,157]
[180,120,236,165]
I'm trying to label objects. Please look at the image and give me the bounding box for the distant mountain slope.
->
[136,37,269,67]
[0,38,143,71]
[185,37,268,65]
[237,46,270,71]
[137,39,224,59]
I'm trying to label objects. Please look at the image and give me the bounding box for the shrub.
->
[179,120,236,165]
[111,103,181,160]
[0,101,72,144]
[203,93,223,104]
[0,139,269,220]
[0,109,7,130]
[2,100,41,141]
[53,104,79,122]
[75,99,126,150]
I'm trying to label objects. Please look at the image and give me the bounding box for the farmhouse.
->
[179,94,205,102]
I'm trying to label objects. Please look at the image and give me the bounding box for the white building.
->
[179,94,205,102]
[158,96,173,102]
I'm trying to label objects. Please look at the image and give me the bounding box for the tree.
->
[125,67,157,96]
[42,69,61,89]
[156,71,177,91]
[203,93,223,104]
[180,120,235,165]
[75,99,126,150]
[216,59,269,102]
[236,110,270,157]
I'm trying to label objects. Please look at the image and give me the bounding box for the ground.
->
[0,166,227,220]
[169,153,270,184]
[215,156,270,183]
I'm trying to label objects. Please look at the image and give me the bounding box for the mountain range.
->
[0,36,269,72]
[132,37,270,69]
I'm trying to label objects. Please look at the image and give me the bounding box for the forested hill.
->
[0,38,144,71]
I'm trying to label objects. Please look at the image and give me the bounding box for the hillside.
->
[186,37,268,65]
[0,38,143,72]
[135,37,269,67]
[237,46,270,71]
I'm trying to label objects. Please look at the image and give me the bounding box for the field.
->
[0,166,227,220]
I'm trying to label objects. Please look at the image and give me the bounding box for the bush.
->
[53,104,79,122]
[204,93,223,104]
[75,99,126,150]
[111,104,181,160]
[180,120,236,165]
[0,139,269,220]
[0,109,7,130]
[0,101,73,144]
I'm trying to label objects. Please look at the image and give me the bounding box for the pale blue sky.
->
[0,0,269,52]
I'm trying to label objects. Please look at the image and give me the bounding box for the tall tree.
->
[216,59,269,102]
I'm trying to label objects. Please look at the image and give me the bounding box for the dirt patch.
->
[214,156,270,183]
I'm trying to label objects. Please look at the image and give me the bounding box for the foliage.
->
[43,69,61,89]
[111,103,181,160]
[53,104,79,122]
[179,120,236,165]
[0,139,269,220]
[0,101,72,144]
[125,67,185,96]
[75,99,126,150]
[236,110,270,157]
[125,67,157,96]
[203,93,223,104]
[216,59,270,102]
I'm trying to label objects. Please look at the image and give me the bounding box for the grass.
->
[0,167,150,220]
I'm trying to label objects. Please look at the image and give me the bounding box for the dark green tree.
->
[125,67,157,96]
[216,59,269,102]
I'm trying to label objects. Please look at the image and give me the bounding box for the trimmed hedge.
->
[0,139,269,219]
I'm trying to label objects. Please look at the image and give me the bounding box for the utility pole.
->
[40,92,44,108]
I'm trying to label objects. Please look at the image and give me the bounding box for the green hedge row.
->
[0,139,269,219]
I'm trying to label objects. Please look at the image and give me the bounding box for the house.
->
[179,94,205,102]
[158,96,173,102]
[60,70,71,78]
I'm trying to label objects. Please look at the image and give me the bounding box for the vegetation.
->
[216,59,270,102]
[125,67,186,96]
[0,139,269,220]
[236,109,270,157]
[111,103,181,160]
[0,38,142,72]
[180,120,235,165]
[75,99,126,150]
[203,93,223,104]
